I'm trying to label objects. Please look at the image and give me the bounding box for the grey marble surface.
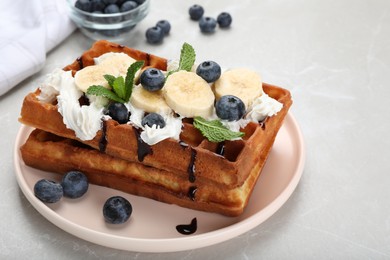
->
[2,0,390,259]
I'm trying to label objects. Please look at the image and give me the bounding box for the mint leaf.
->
[166,42,196,78]
[86,61,144,103]
[124,60,144,102]
[86,85,125,103]
[193,116,245,143]
[179,42,196,71]
[112,76,126,100]
[103,74,116,87]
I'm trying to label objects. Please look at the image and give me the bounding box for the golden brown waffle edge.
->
[20,129,262,216]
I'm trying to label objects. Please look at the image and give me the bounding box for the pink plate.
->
[13,113,305,252]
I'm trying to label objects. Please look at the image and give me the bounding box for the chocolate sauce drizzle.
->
[76,56,84,69]
[145,53,151,66]
[259,117,268,129]
[134,128,153,162]
[99,120,108,152]
[78,93,90,107]
[216,141,225,156]
[187,148,197,183]
[176,218,197,235]
[179,140,189,149]
[188,186,197,201]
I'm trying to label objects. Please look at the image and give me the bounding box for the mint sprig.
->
[167,42,196,77]
[86,60,144,103]
[193,116,245,143]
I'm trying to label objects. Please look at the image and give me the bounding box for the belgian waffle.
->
[21,129,265,216]
[19,40,292,216]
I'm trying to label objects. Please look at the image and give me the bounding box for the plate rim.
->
[13,112,305,252]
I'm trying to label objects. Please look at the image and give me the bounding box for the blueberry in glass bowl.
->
[66,0,150,42]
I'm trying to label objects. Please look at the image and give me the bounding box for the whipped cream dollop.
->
[245,93,283,122]
[38,69,106,141]
[129,104,182,145]
[37,68,63,103]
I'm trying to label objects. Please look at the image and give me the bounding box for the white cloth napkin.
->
[0,0,76,96]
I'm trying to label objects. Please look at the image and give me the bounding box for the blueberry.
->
[199,17,217,33]
[107,102,129,124]
[75,0,92,12]
[61,171,89,199]
[196,61,221,83]
[156,20,171,35]
[145,26,164,44]
[142,113,166,128]
[217,12,232,28]
[120,1,138,12]
[103,196,132,224]
[104,4,120,13]
[90,0,106,12]
[117,0,127,6]
[103,0,118,4]
[189,4,204,21]
[104,4,122,23]
[34,179,63,203]
[215,95,246,121]
[140,68,165,91]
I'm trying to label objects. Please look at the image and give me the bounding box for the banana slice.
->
[130,84,171,114]
[163,71,215,118]
[213,68,263,108]
[74,65,116,93]
[95,52,137,76]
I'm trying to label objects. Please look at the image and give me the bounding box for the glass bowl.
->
[66,0,150,42]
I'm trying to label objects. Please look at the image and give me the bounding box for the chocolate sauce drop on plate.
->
[176,218,197,235]
[134,128,153,162]
[99,120,108,152]
[187,148,197,183]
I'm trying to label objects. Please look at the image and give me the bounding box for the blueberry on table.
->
[103,196,133,224]
[217,12,232,28]
[107,102,129,124]
[199,17,217,33]
[34,179,63,203]
[189,4,204,21]
[196,61,221,83]
[216,95,246,121]
[145,26,164,44]
[140,68,165,91]
[156,20,171,35]
[61,171,89,199]
[142,113,166,129]
[120,1,138,12]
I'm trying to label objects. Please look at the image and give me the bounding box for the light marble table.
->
[1,0,390,259]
